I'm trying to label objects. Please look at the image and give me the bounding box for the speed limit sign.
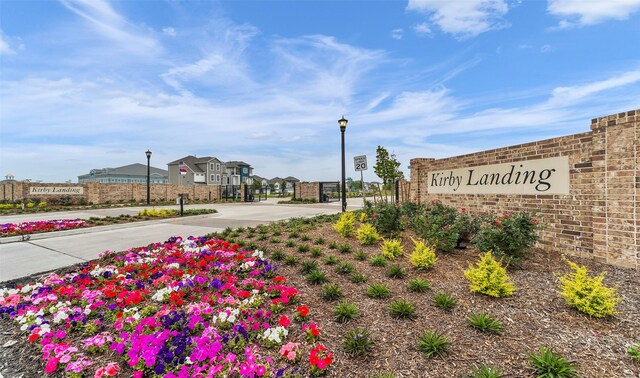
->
[354,155,367,171]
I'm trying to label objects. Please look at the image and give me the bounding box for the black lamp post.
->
[338,116,348,212]
[145,150,152,206]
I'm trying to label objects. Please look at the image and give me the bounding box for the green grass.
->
[528,347,579,378]
[370,373,395,378]
[310,247,323,258]
[334,301,359,323]
[469,364,503,378]
[284,255,298,266]
[328,241,338,249]
[285,240,296,248]
[297,244,310,253]
[271,249,285,261]
[417,330,450,358]
[350,272,368,283]
[288,231,300,239]
[321,283,343,301]
[300,260,320,275]
[468,312,503,334]
[300,235,311,242]
[354,250,367,261]
[337,243,352,253]
[389,299,416,319]
[408,278,431,293]
[269,237,281,244]
[366,283,391,299]
[314,237,326,245]
[434,292,457,310]
[324,256,339,265]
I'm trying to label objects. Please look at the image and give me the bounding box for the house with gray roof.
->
[167,156,253,186]
[78,163,168,184]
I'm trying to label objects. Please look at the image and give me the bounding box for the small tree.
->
[251,180,262,192]
[374,146,403,202]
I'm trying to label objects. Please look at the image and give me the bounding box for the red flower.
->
[296,305,309,318]
[28,332,39,342]
[309,344,333,370]
[278,315,290,327]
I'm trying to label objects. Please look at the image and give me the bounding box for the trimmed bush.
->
[381,239,403,260]
[333,212,356,237]
[558,259,621,318]
[528,346,579,377]
[357,223,381,245]
[472,211,542,263]
[409,238,436,270]
[464,252,515,298]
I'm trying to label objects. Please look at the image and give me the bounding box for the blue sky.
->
[1,0,639,183]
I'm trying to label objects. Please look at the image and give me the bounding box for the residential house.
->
[78,164,168,184]
[266,176,299,194]
[250,175,269,187]
[167,156,225,186]
[223,161,253,185]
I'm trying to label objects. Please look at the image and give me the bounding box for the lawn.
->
[0,210,639,377]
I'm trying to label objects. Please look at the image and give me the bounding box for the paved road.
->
[0,198,365,282]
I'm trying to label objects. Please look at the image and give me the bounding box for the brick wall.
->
[409,109,639,270]
[0,182,224,204]
[294,182,321,202]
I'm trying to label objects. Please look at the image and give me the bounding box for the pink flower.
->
[104,362,120,376]
[45,357,59,374]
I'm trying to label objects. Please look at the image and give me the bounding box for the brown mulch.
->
[1,221,639,378]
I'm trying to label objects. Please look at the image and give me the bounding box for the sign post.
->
[354,155,367,204]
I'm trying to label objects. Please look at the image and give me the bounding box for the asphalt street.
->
[0,198,366,282]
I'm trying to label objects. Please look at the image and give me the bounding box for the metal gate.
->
[319,182,340,203]
[245,186,268,202]
[222,185,241,201]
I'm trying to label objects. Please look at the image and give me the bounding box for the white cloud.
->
[0,31,15,55]
[391,28,403,40]
[407,0,510,38]
[548,0,640,27]
[60,0,161,55]
[162,27,176,37]
[413,22,432,35]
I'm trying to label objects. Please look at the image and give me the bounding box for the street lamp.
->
[145,150,152,206]
[338,116,348,212]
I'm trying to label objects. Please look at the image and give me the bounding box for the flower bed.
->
[0,236,332,377]
[0,219,89,237]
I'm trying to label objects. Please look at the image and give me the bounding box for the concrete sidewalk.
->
[0,199,364,282]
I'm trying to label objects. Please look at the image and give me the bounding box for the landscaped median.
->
[0,208,217,238]
[0,205,639,377]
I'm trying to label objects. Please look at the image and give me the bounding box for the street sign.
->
[354,155,367,171]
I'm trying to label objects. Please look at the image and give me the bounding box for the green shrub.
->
[357,223,381,245]
[628,342,640,362]
[337,243,352,253]
[381,239,403,260]
[310,247,323,258]
[455,210,481,242]
[557,259,621,318]
[314,237,326,245]
[371,373,395,378]
[411,200,459,252]
[528,346,579,378]
[285,240,296,248]
[324,256,339,265]
[269,237,281,244]
[417,330,450,358]
[288,231,299,239]
[334,301,359,323]
[366,283,390,299]
[271,249,285,261]
[472,212,542,263]
[464,252,515,298]
[370,255,388,267]
[300,235,311,242]
[297,244,310,253]
[343,328,374,356]
[389,299,416,319]
[335,262,355,275]
[284,255,298,266]
[350,272,367,283]
[409,238,437,270]
[306,270,328,285]
[328,241,338,249]
[364,201,402,237]
[469,364,502,378]
[434,292,456,310]
[333,212,356,237]
[386,264,406,279]
[354,250,367,261]
[300,260,320,274]
[38,202,47,208]
[321,283,343,301]
[468,312,503,334]
[408,278,431,293]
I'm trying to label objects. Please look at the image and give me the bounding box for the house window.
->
[216,174,220,182]
[210,163,214,170]
[211,174,215,181]
[216,163,220,171]
[242,167,248,173]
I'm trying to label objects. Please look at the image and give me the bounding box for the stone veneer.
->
[409,109,639,270]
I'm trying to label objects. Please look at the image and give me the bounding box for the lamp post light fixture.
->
[338,116,348,212]
[145,150,152,206]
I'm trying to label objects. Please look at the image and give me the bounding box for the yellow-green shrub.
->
[26,202,35,208]
[0,204,14,209]
[558,259,621,318]
[333,212,355,237]
[464,252,515,297]
[357,223,380,245]
[359,212,368,223]
[138,208,177,217]
[409,238,437,270]
[381,239,403,260]
[38,202,47,208]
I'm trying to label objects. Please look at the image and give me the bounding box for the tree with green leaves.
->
[374,145,403,202]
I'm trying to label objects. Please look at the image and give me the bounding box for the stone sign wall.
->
[410,109,639,270]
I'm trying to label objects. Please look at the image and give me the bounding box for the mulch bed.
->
[1,220,639,378]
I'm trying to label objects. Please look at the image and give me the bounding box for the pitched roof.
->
[85,163,168,177]
[283,176,299,182]
[225,161,251,168]
[251,175,267,182]
[167,156,214,173]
